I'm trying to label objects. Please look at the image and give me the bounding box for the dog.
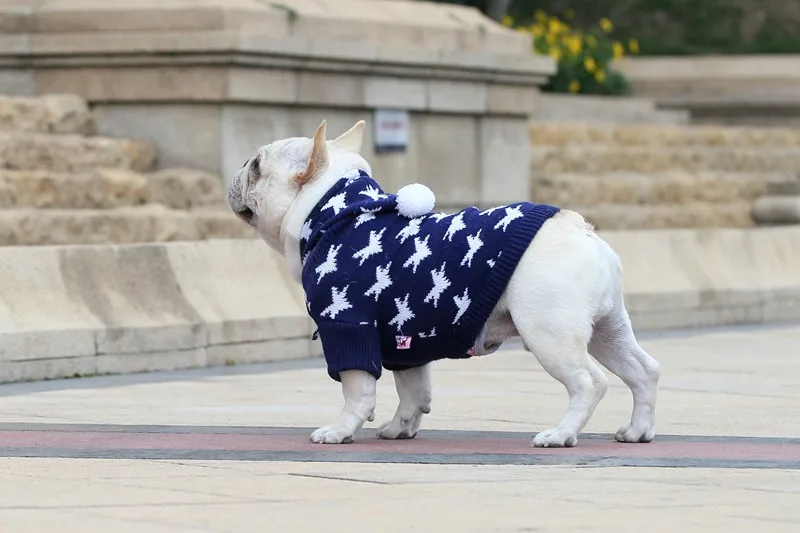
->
[227,120,660,448]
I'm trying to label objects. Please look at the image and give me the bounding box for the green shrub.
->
[503,10,635,95]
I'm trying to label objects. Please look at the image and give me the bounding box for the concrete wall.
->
[2,226,800,383]
[0,0,556,210]
[614,55,800,126]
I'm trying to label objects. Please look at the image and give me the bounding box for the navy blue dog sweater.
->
[299,170,560,382]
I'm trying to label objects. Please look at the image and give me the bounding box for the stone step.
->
[0,206,255,246]
[0,133,156,172]
[572,202,754,230]
[0,94,95,135]
[530,122,800,148]
[532,146,800,174]
[0,168,225,209]
[531,172,789,206]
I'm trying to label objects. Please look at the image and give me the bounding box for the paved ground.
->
[0,324,799,532]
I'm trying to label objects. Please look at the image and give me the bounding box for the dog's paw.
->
[310,424,355,444]
[615,423,655,443]
[532,427,578,448]
[376,417,419,440]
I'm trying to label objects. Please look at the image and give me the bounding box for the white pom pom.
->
[396,183,436,218]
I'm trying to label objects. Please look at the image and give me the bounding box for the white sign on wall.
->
[373,109,409,153]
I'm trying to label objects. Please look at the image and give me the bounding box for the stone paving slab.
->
[0,324,799,532]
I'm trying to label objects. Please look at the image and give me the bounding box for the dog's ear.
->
[295,120,328,186]
[330,120,365,154]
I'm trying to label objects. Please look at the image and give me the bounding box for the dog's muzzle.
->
[228,168,256,225]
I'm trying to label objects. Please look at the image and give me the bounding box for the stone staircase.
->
[0,94,253,245]
[530,123,800,229]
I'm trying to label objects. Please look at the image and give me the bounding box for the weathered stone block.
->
[0,329,96,363]
[0,93,95,134]
[531,172,776,206]
[752,195,800,225]
[95,348,207,376]
[206,338,317,367]
[96,323,207,356]
[532,146,800,174]
[0,169,148,208]
[0,133,156,172]
[0,356,97,383]
[147,168,225,209]
[576,202,754,230]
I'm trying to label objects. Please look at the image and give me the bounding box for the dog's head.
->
[228,120,371,254]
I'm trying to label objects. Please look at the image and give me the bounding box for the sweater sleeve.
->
[316,321,383,382]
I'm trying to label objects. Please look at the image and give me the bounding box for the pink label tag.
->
[396,336,412,350]
[467,346,476,356]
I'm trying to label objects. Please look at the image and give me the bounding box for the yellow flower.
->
[584,57,597,72]
[613,41,625,59]
[565,8,575,21]
[629,38,640,54]
[548,17,564,34]
[567,36,582,55]
[535,10,548,23]
[546,32,556,46]
[531,24,544,38]
[549,48,562,62]
[595,69,607,83]
[599,18,613,32]
[568,80,580,93]
[502,15,513,28]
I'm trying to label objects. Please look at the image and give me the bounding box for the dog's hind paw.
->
[376,418,419,440]
[615,423,655,443]
[532,427,578,448]
[310,424,355,444]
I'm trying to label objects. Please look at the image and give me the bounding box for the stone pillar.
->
[0,0,555,209]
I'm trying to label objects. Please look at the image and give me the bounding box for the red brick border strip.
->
[0,424,797,469]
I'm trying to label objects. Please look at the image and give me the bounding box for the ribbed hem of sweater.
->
[451,204,561,355]
[317,321,383,382]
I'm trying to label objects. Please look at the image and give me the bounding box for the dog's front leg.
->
[310,370,376,444]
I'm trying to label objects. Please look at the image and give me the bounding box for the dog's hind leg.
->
[505,210,612,447]
[514,318,608,448]
[589,282,661,443]
[377,364,432,440]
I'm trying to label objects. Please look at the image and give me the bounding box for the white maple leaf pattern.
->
[479,206,502,216]
[428,213,449,222]
[354,206,381,228]
[322,192,347,215]
[301,219,313,242]
[388,293,415,330]
[360,185,388,201]
[461,229,484,268]
[423,262,451,308]
[314,244,342,283]
[443,212,466,241]
[342,169,361,184]
[352,228,385,266]
[395,218,422,244]
[494,206,524,232]
[320,285,352,319]
[402,234,432,274]
[453,288,471,324]
[419,327,437,338]
[364,261,393,301]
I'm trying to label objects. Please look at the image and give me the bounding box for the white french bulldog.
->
[227,120,660,448]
